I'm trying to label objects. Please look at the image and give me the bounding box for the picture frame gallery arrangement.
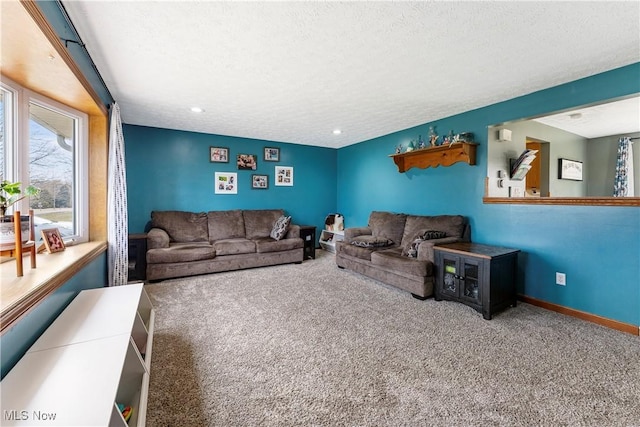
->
[211,146,292,193]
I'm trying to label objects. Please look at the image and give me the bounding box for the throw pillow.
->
[270,215,291,241]
[404,236,424,258]
[403,230,447,257]
[422,230,446,240]
[351,235,394,248]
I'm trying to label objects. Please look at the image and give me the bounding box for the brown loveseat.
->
[335,211,470,299]
[146,209,303,281]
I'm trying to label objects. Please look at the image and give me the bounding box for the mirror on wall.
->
[485,95,640,204]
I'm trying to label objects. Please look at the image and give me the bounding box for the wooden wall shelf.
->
[389,142,477,173]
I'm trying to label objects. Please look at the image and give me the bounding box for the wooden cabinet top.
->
[434,242,520,259]
[389,142,477,173]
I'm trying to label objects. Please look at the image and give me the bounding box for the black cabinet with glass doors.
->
[434,243,520,320]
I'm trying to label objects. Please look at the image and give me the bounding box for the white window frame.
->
[1,76,89,244]
[1,81,18,183]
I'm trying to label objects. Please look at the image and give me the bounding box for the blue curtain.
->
[613,137,634,197]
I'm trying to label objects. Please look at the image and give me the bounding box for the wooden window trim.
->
[483,197,640,207]
[1,241,107,334]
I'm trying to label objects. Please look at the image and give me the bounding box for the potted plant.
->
[1,180,40,244]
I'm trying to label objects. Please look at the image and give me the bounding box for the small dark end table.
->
[128,233,148,281]
[299,225,317,260]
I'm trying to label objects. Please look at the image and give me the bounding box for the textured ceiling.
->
[62,1,640,148]
[533,96,640,139]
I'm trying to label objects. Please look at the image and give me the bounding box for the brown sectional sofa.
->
[335,211,470,299]
[146,209,304,281]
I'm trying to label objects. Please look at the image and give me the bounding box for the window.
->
[1,78,88,244]
[1,91,6,177]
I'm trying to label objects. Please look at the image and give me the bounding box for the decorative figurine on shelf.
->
[428,126,438,146]
[458,132,474,142]
[443,130,455,145]
[418,135,426,149]
[395,144,402,154]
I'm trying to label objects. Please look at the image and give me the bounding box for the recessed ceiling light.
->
[333,129,342,135]
[569,113,582,120]
[190,107,204,113]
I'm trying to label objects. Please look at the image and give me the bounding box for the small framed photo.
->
[215,172,237,194]
[264,147,280,162]
[237,154,258,170]
[210,147,229,163]
[41,228,66,253]
[251,174,269,189]
[558,158,583,181]
[275,166,294,186]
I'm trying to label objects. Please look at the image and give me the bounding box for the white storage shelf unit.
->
[1,283,154,426]
[319,229,344,253]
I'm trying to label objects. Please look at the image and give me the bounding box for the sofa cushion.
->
[147,242,216,263]
[402,229,448,257]
[151,210,209,243]
[340,243,384,261]
[368,211,407,245]
[401,215,465,248]
[270,215,291,240]
[214,238,256,256]
[208,210,245,242]
[255,236,303,253]
[244,209,285,239]
[351,235,394,248]
[371,249,433,277]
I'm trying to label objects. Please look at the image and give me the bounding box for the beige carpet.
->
[144,250,640,426]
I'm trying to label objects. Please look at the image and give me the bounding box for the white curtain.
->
[613,137,635,197]
[107,102,129,286]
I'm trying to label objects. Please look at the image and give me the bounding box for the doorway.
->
[525,139,550,196]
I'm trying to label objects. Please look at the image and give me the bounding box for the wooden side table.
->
[299,225,316,260]
[434,242,520,320]
[128,233,147,281]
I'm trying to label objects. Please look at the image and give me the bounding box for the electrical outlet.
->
[556,272,566,286]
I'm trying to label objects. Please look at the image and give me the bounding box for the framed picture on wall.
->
[251,174,268,189]
[237,154,258,170]
[275,166,293,186]
[264,147,280,162]
[558,158,583,181]
[215,172,237,194]
[210,147,229,163]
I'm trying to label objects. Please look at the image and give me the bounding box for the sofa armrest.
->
[147,227,170,249]
[417,237,464,263]
[285,224,301,239]
[344,227,372,243]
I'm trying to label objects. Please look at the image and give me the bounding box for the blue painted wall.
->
[124,125,337,238]
[1,254,107,379]
[337,63,640,327]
